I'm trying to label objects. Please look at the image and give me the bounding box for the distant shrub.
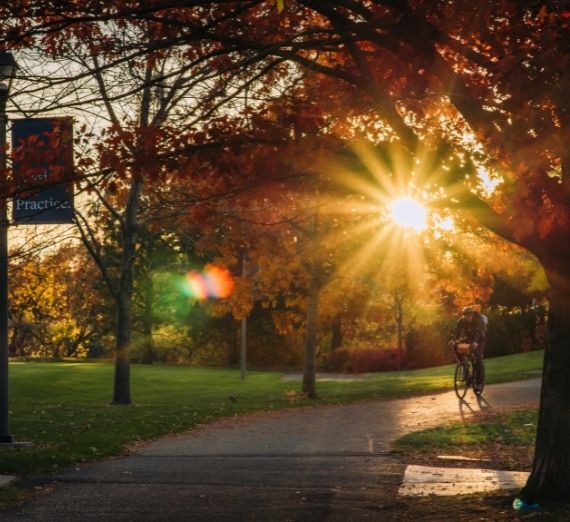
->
[486,308,546,357]
[327,347,400,373]
[405,319,456,370]
[132,324,195,364]
[403,309,546,367]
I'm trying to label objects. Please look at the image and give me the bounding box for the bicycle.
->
[452,341,485,399]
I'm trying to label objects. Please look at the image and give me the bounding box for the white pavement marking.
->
[0,475,16,487]
[437,454,491,462]
[398,465,529,496]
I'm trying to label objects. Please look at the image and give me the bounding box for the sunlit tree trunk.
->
[387,288,408,371]
[302,212,321,399]
[302,260,321,399]
[396,313,404,371]
[520,252,570,502]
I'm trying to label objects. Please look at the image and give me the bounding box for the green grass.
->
[0,485,28,505]
[314,348,544,401]
[0,350,543,476]
[394,408,538,449]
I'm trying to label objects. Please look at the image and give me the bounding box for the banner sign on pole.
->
[11,117,74,224]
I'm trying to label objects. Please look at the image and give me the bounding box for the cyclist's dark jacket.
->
[453,313,486,345]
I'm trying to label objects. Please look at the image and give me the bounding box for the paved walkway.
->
[132,377,540,458]
[0,378,541,521]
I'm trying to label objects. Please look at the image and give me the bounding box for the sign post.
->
[1,114,74,445]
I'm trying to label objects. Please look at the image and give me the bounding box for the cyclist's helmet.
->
[462,306,474,316]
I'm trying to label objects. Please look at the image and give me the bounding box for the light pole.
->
[240,253,247,380]
[0,51,17,444]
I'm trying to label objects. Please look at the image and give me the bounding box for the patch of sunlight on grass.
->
[395,409,538,449]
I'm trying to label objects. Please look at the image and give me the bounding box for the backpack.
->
[480,313,488,336]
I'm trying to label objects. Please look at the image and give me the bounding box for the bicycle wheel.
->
[454,361,469,399]
[473,360,485,395]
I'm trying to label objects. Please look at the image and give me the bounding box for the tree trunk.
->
[113,288,132,405]
[520,256,570,502]
[392,292,405,371]
[8,321,25,357]
[331,313,342,351]
[396,314,404,371]
[111,175,143,405]
[302,262,321,399]
[239,317,246,379]
[139,271,154,365]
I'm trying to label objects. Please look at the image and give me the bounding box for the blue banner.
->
[12,118,74,224]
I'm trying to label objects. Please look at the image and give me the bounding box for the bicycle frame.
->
[453,342,484,398]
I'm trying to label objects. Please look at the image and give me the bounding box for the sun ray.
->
[319,138,461,323]
[335,219,393,280]
[350,139,399,196]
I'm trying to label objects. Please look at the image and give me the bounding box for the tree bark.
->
[331,313,342,351]
[8,320,25,357]
[139,271,154,365]
[302,262,321,399]
[111,175,143,405]
[113,289,132,405]
[301,210,323,400]
[396,313,404,371]
[520,253,570,502]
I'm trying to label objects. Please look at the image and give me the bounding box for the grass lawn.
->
[393,408,539,473]
[395,408,537,449]
[0,350,543,476]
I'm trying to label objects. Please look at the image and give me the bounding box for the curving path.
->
[0,378,541,522]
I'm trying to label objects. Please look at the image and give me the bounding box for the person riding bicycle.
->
[451,306,487,380]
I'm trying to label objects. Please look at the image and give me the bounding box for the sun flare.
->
[389,197,428,232]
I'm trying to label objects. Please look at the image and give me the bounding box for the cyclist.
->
[451,306,487,381]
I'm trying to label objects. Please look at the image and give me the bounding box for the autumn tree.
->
[221,2,569,501]
[2,0,569,501]
[8,244,111,357]
[1,5,300,403]
[165,1,568,500]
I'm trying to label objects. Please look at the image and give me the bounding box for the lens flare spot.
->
[184,264,235,300]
